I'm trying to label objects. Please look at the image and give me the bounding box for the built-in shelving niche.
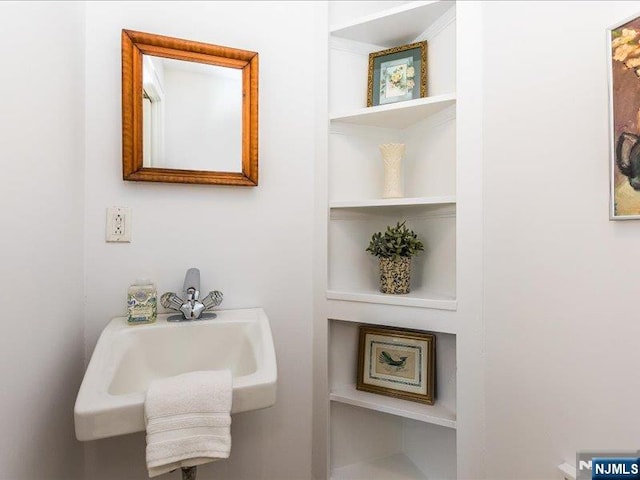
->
[329,103,457,204]
[330,403,457,480]
[328,200,456,310]
[325,2,461,478]
[329,319,457,479]
[328,91,457,311]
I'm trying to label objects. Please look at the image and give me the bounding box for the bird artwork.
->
[378,351,408,370]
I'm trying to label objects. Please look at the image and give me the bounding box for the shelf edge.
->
[330,196,457,209]
[330,453,428,480]
[327,315,458,335]
[326,290,457,311]
[330,94,456,123]
[330,389,457,429]
[329,1,441,35]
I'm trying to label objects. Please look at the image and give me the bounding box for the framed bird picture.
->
[357,325,435,405]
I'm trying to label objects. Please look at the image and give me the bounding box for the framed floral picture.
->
[357,325,435,405]
[367,41,427,107]
[609,14,640,219]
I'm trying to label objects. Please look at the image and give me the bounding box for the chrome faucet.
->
[161,268,223,321]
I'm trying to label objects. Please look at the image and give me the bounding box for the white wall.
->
[8,2,640,479]
[83,1,319,479]
[483,1,640,478]
[0,2,86,479]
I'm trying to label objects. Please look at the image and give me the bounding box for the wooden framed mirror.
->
[122,29,258,186]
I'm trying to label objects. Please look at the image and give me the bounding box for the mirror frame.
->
[122,29,259,186]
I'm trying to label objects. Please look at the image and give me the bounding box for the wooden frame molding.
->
[357,325,436,405]
[122,29,259,186]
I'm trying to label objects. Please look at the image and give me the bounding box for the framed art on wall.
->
[357,325,435,405]
[608,14,640,219]
[367,41,427,107]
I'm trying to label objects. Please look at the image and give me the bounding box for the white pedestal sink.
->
[75,308,277,441]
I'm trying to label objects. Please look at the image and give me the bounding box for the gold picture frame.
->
[122,29,259,186]
[367,41,427,107]
[357,325,436,405]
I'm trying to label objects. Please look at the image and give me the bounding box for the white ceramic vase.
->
[379,143,405,198]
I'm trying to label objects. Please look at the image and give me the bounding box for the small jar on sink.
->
[127,279,157,324]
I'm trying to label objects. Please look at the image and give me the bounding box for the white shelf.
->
[330,1,455,47]
[331,453,427,480]
[327,314,458,335]
[330,385,457,429]
[330,94,456,129]
[327,288,457,311]
[558,463,577,480]
[330,196,456,210]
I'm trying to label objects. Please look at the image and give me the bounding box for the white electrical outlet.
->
[106,207,132,242]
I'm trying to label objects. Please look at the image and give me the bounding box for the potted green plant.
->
[366,221,424,294]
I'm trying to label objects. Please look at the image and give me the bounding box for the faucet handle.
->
[161,292,184,311]
[202,290,223,311]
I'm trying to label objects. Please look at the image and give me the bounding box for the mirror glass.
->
[142,55,242,172]
[122,29,259,186]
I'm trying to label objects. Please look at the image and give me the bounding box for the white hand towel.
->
[144,370,232,478]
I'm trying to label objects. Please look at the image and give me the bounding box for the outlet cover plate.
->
[106,207,131,242]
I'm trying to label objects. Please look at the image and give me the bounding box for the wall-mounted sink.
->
[75,308,277,441]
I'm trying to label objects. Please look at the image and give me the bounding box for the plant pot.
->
[379,257,411,294]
